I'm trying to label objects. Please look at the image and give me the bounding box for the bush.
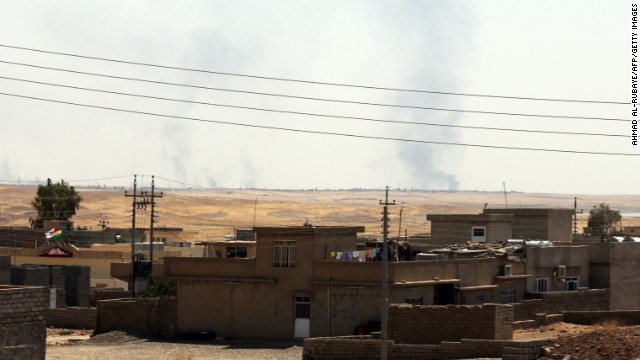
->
[142,282,176,298]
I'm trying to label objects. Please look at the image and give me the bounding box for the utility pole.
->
[573,197,583,240]
[396,205,404,262]
[149,175,163,279]
[124,175,138,297]
[98,218,109,244]
[379,186,395,360]
[573,197,578,239]
[503,182,508,208]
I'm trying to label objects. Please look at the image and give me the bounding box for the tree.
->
[587,203,621,235]
[30,178,82,229]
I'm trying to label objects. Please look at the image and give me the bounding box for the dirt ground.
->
[46,322,640,360]
[46,329,303,360]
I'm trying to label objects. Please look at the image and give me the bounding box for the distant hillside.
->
[2,184,639,240]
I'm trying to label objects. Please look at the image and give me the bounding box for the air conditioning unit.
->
[554,265,567,278]
[502,264,513,277]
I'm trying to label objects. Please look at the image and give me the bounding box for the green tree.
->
[30,178,82,229]
[587,203,621,235]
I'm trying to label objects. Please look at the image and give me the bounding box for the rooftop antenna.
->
[502,182,508,209]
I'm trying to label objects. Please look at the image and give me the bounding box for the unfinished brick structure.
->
[95,297,176,337]
[0,285,48,360]
[44,307,97,329]
[10,264,90,307]
[389,303,513,344]
[303,304,547,360]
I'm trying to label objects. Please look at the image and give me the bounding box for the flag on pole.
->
[45,227,63,239]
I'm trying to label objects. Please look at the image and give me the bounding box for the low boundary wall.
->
[513,289,609,321]
[303,336,549,360]
[45,307,97,329]
[95,297,176,337]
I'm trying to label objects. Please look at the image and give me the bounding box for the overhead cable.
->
[0,91,637,157]
[0,75,625,137]
[0,43,627,105]
[0,60,627,122]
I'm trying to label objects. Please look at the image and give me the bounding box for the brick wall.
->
[513,289,609,321]
[388,304,513,344]
[61,265,90,307]
[11,264,92,308]
[10,265,50,286]
[45,307,97,329]
[95,297,176,337]
[302,336,549,360]
[0,285,48,360]
[90,287,130,307]
[0,255,9,284]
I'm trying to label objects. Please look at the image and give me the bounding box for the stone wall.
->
[95,297,176,337]
[303,336,549,360]
[513,289,609,321]
[45,307,97,329]
[0,285,48,360]
[388,304,513,344]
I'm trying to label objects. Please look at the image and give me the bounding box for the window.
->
[226,247,247,258]
[273,240,296,267]
[475,294,485,304]
[295,297,310,319]
[404,296,424,305]
[471,226,486,243]
[536,278,549,293]
[566,277,579,291]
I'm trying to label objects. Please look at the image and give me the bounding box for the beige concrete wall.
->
[311,284,381,337]
[609,243,640,310]
[427,214,513,245]
[176,280,283,337]
[525,246,589,292]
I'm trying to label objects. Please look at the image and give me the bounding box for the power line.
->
[0,43,627,105]
[0,60,628,122]
[0,91,637,157]
[0,75,626,137]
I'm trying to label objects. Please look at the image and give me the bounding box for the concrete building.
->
[581,242,640,310]
[524,245,589,293]
[165,225,582,339]
[427,208,574,245]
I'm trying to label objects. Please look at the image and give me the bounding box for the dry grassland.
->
[3,184,640,240]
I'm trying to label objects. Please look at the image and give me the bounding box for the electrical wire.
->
[0,75,626,137]
[0,61,628,122]
[0,44,627,105]
[0,91,637,156]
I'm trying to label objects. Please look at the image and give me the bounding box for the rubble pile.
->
[539,326,640,359]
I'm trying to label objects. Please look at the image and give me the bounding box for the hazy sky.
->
[0,1,631,194]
